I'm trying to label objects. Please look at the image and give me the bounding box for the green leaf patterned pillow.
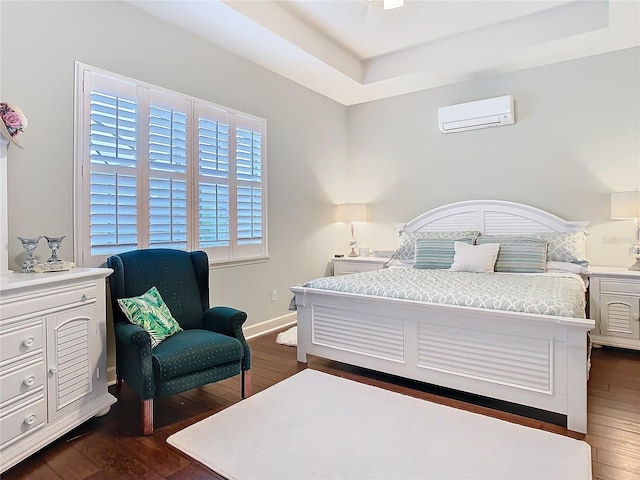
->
[117,286,182,348]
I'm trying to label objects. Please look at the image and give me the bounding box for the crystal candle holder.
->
[44,235,66,263]
[17,236,42,273]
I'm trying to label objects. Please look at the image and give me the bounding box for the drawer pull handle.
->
[81,293,94,301]
[49,365,58,375]
[24,414,37,426]
[23,375,36,387]
[22,337,35,348]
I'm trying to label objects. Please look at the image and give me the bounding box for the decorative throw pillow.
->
[414,237,474,269]
[524,231,588,266]
[546,261,590,275]
[389,230,480,263]
[117,286,183,348]
[450,241,500,273]
[476,236,547,273]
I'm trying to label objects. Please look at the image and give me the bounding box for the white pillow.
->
[450,241,500,273]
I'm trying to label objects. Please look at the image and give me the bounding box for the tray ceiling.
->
[128,0,640,105]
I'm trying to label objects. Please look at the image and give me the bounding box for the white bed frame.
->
[292,200,595,433]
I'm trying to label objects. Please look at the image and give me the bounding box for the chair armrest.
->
[115,322,153,350]
[202,307,251,370]
[113,322,155,399]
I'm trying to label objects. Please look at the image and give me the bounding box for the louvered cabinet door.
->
[46,305,98,421]
[599,294,640,340]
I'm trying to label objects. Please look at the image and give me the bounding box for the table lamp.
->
[611,191,640,270]
[336,203,367,257]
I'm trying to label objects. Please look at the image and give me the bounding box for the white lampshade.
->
[611,191,640,219]
[336,203,367,223]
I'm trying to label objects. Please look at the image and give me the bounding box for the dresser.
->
[589,266,640,351]
[0,268,116,473]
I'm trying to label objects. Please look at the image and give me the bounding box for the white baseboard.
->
[244,312,297,339]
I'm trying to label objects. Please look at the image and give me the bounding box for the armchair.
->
[106,248,251,435]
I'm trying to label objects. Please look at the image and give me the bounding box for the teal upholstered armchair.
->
[106,248,251,435]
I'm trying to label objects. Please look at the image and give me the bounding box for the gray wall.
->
[1,1,348,329]
[2,0,639,336]
[348,47,640,268]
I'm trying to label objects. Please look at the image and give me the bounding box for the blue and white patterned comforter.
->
[302,268,586,318]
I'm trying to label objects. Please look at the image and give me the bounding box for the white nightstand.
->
[589,266,640,351]
[332,256,389,276]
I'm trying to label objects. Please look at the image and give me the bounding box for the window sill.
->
[209,256,270,269]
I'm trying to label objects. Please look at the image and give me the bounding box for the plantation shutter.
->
[87,74,138,256]
[235,114,264,258]
[148,93,189,249]
[197,105,231,259]
[76,63,267,267]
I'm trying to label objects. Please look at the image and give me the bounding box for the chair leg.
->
[142,399,153,436]
[242,369,252,398]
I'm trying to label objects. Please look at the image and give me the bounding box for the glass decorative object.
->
[17,236,42,273]
[44,235,66,263]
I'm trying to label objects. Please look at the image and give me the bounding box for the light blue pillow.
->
[476,236,547,273]
[414,237,474,269]
[389,230,480,263]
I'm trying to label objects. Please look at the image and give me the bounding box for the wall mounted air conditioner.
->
[438,95,515,133]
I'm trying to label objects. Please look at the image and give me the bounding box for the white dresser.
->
[0,268,116,473]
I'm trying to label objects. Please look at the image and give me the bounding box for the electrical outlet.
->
[271,289,278,301]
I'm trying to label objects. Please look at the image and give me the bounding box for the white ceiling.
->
[129,0,640,106]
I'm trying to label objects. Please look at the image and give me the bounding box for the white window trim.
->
[73,62,268,267]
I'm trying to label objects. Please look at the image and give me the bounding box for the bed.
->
[291,200,594,433]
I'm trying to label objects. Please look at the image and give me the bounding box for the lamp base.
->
[629,258,640,271]
[348,248,359,257]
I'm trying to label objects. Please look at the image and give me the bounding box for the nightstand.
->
[589,266,640,351]
[332,256,389,276]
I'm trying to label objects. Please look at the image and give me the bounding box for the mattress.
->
[302,268,587,319]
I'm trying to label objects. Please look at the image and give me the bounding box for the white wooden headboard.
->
[403,200,588,235]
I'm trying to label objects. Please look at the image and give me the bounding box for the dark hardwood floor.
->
[3,329,639,480]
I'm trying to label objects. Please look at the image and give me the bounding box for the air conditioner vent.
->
[438,95,515,133]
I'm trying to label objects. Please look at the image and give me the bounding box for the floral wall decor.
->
[0,102,28,148]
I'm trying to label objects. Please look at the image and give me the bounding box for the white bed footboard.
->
[293,287,593,433]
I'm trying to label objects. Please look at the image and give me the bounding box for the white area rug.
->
[275,325,297,346]
[167,370,591,480]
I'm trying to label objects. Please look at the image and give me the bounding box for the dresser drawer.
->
[333,259,387,275]
[0,283,98,322]
[0,396,46,448]
[0,322,44,364]
[334,262,363,275]
[0,360,45,405]
[600,279,640,296]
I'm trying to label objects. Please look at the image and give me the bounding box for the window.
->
[74,63,267,267]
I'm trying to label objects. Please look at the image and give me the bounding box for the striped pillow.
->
[476,236,547,273]
[414,237,474,269]
[389,230,480,262]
